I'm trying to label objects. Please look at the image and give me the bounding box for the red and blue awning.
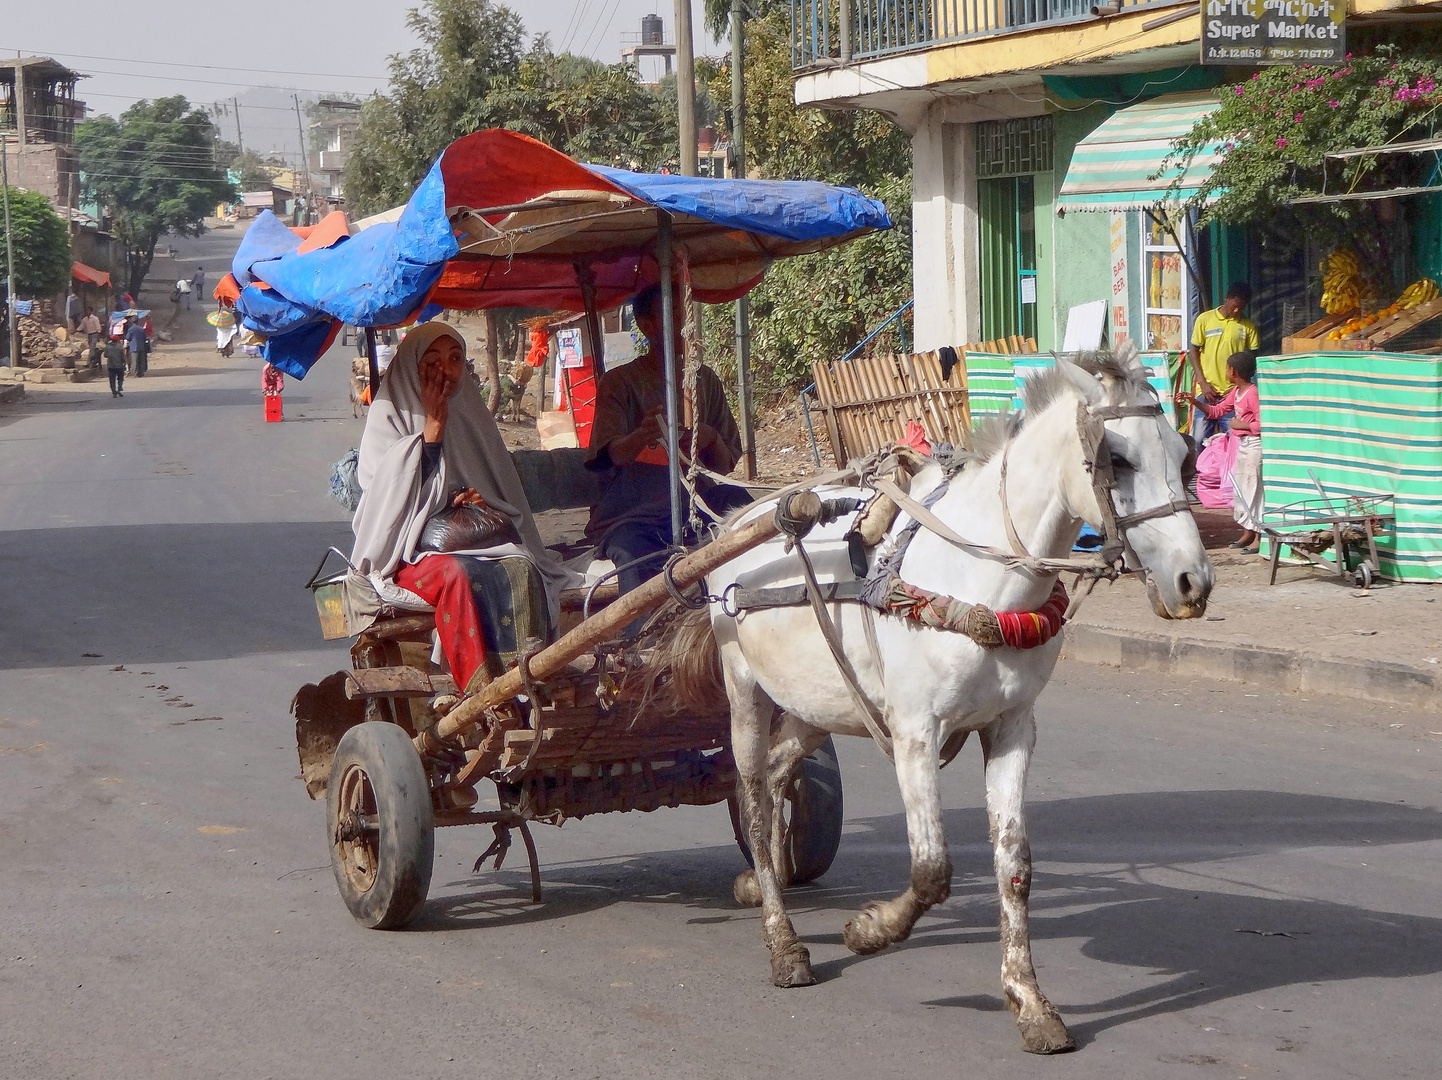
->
[231,129,891,377]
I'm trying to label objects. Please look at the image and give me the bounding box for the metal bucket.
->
[306,547,354,641]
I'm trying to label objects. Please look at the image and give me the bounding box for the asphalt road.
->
[3,234,1441,1079]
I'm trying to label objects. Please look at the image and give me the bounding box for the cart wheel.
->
[326,721,434,929]
[729,736,844,885]
[1354,563,1374,590]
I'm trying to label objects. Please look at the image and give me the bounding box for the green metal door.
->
[979,175,1038,344]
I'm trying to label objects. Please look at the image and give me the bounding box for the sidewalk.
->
[1064,509,1442,712]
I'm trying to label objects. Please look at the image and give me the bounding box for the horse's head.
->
[1055,352,1214,620]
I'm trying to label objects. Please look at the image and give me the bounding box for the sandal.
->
[1239,546,1258,555]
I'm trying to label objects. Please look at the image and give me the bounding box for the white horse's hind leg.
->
[981,709,1074,1054]
[727,670,815,987]
[842,729,952,955]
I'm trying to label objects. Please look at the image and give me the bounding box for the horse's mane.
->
[965,350,1152,465]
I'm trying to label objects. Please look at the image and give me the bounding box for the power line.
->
[582,0,627,58]
[6,46,388,82]
[66,65,370,94]
[562,0,601,52]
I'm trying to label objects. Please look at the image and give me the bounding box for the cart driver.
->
[584,285,753,626]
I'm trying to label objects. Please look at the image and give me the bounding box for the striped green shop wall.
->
[966,351,1179,425]
[1257,352,1442,582]
[963,352,1016,419]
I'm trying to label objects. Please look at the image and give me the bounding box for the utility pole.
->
[731,0,755,478]
[233,97,243,154]
[2,137,18,368]
[674,0,696,176]
[293,94,312,225]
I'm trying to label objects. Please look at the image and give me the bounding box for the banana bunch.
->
[1320,249,1367,315]
[1397,278,1439,309]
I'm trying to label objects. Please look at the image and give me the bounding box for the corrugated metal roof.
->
[1057,92,1222,214]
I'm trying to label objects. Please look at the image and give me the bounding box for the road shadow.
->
[405,789,1442,1040]
[0,520,355,668]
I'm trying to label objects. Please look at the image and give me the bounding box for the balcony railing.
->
[791,0,1174,68]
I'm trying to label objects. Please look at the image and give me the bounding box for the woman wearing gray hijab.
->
[347,322,567,693]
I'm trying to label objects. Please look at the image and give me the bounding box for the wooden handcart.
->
[1263,482,1395,590]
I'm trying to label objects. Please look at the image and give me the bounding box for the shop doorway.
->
[978,175,1038,344]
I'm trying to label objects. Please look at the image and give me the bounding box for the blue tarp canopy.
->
[231,129,891,377]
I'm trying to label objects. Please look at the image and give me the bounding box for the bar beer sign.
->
[1202,0,1345,66]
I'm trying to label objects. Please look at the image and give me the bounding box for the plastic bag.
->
[329,448,363,512]
[1194,431,1238,511]
[417,499,516,553]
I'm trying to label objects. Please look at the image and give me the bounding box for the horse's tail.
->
[653,604,724,712]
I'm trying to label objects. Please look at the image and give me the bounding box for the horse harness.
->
[693,396,1194,763]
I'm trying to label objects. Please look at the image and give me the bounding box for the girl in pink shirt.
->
[1183,351,1263,551]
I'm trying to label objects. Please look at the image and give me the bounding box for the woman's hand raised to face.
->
[420,337,465,444]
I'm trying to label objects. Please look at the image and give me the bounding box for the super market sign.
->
[1202,0,1345,66]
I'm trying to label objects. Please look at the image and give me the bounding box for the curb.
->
[1062,624,1441,713]
[0,383,23,405]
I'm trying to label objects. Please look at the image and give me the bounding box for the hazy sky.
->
[2,1,721,158]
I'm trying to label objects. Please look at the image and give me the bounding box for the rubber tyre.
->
[730,736,844,885]
[326,721,435,929]
[1354,563,1374,590]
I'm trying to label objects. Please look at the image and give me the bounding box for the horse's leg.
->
[727,668,815,987]
[842,725,951,955]
[764,713,829,889]
[980,709,1074,1055]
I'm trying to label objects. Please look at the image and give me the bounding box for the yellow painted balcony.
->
[789,0,1182,68]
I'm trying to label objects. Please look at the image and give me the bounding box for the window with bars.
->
[975,115,1054,179]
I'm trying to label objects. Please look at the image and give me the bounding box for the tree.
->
[1166,42,1442,272]
[702,10,913,391]
[76,96,235,296]
[494,44,674,170]
[345,0,526,215]
[0,187,72,297]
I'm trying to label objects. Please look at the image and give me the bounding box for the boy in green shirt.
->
[1188,282,1259,440]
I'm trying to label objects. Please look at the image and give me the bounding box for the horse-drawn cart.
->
[296,488,847,928]
[230,130,889,928]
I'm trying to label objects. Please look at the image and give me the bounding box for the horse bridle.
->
[1074,400,1193,567]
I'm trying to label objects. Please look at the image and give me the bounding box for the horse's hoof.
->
[769,941,815,988]
[733,869,762,907]
[842,902,895,956]
[1018,1012,1076,1055]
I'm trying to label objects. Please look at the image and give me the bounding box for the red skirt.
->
[395,555,488,692]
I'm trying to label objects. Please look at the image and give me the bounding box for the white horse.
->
[692,353,1213,1054]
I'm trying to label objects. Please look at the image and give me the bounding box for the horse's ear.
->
[1112,337,1146,380]
[1056,356,1107,405]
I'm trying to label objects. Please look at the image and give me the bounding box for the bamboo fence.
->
[809,338,1037,467]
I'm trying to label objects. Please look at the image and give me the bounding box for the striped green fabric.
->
[1257,352,1442,582]
[1010,351,1179,426]
[964,352,1016,419]
[1057,92,1221,213]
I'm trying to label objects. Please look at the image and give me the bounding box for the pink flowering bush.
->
[1158,45,1442,250]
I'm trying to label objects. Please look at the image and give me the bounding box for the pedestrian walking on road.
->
[124,317,147,377]
[65,289,82,332]
[80,309,102,367]
[104,335,126,397]
[192,266,206,302]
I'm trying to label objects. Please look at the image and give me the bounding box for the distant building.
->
[309,105,360,201]
[2,56,116,299]
[1,56,83,214]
